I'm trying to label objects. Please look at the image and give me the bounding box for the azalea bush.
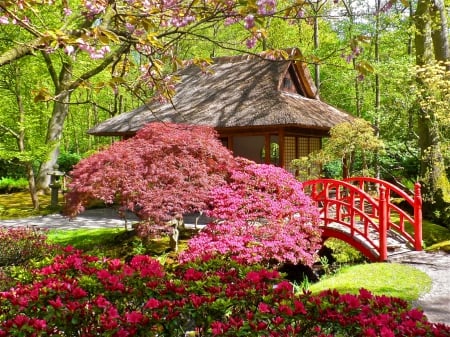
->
[0,227,58,267]
[180,160,323,267]
[0,250,449,337]
[64,122,235,224]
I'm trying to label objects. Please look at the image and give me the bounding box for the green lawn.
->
[307,262,431,302]
[0,191,54,219]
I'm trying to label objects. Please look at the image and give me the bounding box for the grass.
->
[0,191,55,219]
[307,263,432,301]
[46,227,181,262]
[47,228,131,256]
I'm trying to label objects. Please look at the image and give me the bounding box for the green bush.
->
[0,160,27,180]
[324,238,366,264]
[322,160,342,179]
[0,177,29,194]
[57,151,82,174]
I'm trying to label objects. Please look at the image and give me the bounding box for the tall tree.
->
[414,0,449,218]
[0,61,49,208]
[0,0,310,190]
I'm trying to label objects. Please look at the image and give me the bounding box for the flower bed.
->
[1,248,449,336]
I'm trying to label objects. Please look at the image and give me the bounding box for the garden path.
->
[389,250,450,326]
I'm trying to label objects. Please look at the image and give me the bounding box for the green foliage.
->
[0,160,26,179]
[57,151,82,174]
[322,160,343,179]
[0,177,28,194]
[324,239,366,265]
[377,140,419,184]
[292,118,385,178]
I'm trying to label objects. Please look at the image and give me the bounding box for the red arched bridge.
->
[302,177,423,262]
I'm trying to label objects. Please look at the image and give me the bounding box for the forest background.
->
[0,0,449,226]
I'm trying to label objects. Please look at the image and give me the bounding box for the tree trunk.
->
[414,0,450,220]
[14,66,40,209]
[429,0,449,62]
[36,63,72,191]
[374,0,381,178]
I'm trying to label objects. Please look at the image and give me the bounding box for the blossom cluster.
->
[180,159,323,266]
[0,250,448,336]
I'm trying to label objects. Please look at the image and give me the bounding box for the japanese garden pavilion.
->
[88,49,353,174]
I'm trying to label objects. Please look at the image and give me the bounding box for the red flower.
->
[258,302,271,313]
[48,296,64,309]
[144,298,160,309]
[380,326,395,337]
[125,311,145,324]
[211,321,229,335]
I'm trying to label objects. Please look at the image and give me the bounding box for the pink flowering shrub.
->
[180,159,323,266]
[64,122,235,224]
[0,251,449,337]
[0,227,59,267]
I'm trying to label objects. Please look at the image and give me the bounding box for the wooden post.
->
[414,183,423,251]
[378,185,388,261]
[279,129,285,169]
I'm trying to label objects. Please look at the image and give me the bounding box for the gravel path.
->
[389,250,450,325]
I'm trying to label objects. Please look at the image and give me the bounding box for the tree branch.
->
[0,124,19,140]
[0,39,42,66]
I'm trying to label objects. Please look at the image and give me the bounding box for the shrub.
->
[57,151,82,174]
[0,227,59,267]
[180,159,323,267]
[0,177,28,193]
[0,251,448,337]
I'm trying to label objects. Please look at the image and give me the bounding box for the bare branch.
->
[0,124,19,140]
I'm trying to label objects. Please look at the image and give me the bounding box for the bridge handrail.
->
[302,178,423,261]
[343,177,422,251]
[303,178,387,260]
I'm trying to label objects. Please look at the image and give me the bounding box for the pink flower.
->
[125,311,145,324]
[144,298,160,309]
[258,302,271,313]
[244,15,254,29]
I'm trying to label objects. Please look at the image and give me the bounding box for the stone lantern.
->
[47,165,65,208]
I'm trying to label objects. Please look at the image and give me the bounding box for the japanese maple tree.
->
[64,122,235,224]
[180,158,323,267]
[66,125,322,265]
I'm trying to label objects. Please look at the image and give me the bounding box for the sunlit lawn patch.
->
[0,192,54,219]
[308,262,431,301]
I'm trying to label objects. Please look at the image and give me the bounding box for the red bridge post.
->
[379,185,388,261]
[414,183,423,251]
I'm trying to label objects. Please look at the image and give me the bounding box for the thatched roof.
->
[88,52,353,137]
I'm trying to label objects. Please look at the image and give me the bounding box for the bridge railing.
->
[303,179,385,260]
[302,178,422,261]
[344,177,422,252]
